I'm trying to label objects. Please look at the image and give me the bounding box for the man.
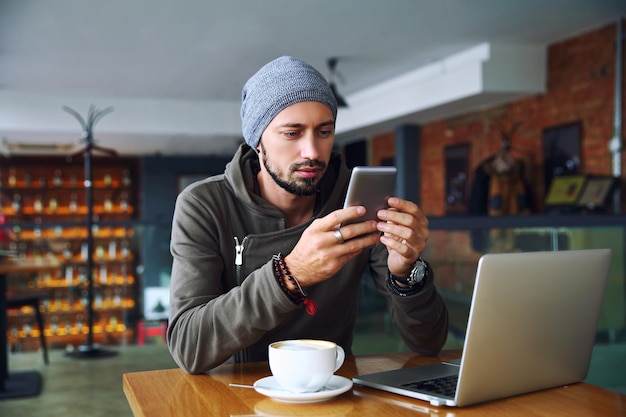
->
[167,56,448,373]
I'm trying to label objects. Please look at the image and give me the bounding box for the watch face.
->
[391,259,427,287]
[409,261,427,285]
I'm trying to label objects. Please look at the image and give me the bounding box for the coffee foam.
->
[272,340,333,350]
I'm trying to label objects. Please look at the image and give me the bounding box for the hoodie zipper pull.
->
[234,237,244,266]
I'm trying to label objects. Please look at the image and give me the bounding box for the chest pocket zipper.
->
[234,236,248,284]
[233,236,249,364]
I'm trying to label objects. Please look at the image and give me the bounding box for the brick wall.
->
[370,21,625,216]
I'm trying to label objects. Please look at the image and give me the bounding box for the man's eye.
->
[284,131,300,138]
[319,129,333,137]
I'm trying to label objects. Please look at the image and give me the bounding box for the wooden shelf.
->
[1,155,140,352]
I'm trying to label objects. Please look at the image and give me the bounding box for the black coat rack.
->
[63,105,118,359]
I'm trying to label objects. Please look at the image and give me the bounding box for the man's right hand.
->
[284,206,380,287]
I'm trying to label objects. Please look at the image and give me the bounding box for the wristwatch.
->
[390,258,428,287]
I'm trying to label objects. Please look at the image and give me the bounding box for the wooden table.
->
[123,350,626,416]
[0,256,59,400]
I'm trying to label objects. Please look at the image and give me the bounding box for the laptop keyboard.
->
[401,374,458,397]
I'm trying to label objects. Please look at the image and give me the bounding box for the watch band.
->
[387,258,430,296]
[387,272,427,296]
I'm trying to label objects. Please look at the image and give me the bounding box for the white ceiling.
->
[0,0,624,156]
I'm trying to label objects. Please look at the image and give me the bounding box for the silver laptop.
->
[353,249,612,407]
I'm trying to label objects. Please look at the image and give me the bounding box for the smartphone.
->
[342,166,397,226]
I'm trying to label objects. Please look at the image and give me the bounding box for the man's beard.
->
[260,143,326,196]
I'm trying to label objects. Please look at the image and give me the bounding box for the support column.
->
[394,124,421,205]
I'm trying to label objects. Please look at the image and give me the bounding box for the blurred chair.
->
[6,293,49,365]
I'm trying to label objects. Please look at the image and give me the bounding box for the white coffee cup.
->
[268,339,345,393]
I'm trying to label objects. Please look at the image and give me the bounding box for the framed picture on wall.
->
[544,174,587,206]
[577,176,616,209]
[542,121,582,196]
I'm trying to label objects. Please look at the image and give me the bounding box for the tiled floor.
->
[0,344,177,417]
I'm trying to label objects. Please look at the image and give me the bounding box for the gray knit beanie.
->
[241,56,338,150]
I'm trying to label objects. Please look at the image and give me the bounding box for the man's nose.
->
[300,133,320,160]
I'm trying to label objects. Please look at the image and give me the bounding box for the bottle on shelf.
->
[33,195,43,213]
[80,242,88,260]
[120,192,129,212]
[8,167,17,187]
[95,244,105,260]
[121,240,130,258]
[49,196,58,213]
[99,265,108,284]
[122,169,132,187]
[108,240,117,260]
[113,288,122,306]
[95,291,103,308]
[53,169,62,187]
[12,194,22,213]
[76,315,85,332]
[65,265,74,286]
[50,316,59,334]
[104,195,113,212]
[63,243,72,260]
[24,322,32,337]
[69,193,78,213]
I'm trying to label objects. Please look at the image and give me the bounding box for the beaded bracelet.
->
[272,253,317,315]
[271,257,302,304]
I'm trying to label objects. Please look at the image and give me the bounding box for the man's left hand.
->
[376,197,429,277]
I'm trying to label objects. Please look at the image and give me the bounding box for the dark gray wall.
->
[139,155,231,289]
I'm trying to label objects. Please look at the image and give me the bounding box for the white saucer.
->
[253,375,353,403]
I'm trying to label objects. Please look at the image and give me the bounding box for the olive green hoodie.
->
[167,144,448,373]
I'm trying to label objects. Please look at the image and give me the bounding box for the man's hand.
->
[375,197,429,277]
[285,206,380,286]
